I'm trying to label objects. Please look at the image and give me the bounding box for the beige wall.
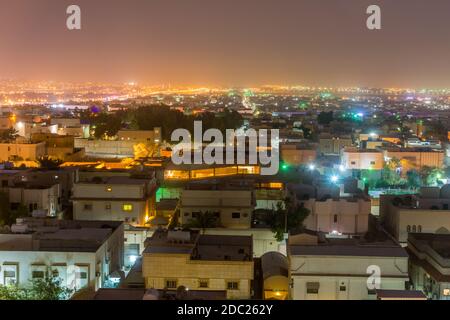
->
[142,253,253,299]
[386,205,450,243]
[117,129,161,143]
[319,138,353,155]
[0,142,46,161]
[342,149,384,170]
[281,147,316,166]
[386,150,444,170]
[302,198,370,234]
[180,190,254,229]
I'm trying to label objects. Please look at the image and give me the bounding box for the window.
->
[333,214,338,223]
[370,161,376,165]
[418,225,422,233]
[75,265,89,289]
[306,282,320,294]
[106,186,112,192]
[184,212,190,217]
[340,286,346,292]
[122,204,133,212]
[412,225,417,233]
[105,203,111,210]
[407,225,411,233]
[192,212,201,218]
[32,271,45,279]
[232,212,241,219]
[3,264,18,286]
[199,279,209,288]
[227,281,239,290]
[443,289,450,296]
[84,204,93,211]
[351,161,356,165]
[165,279,177,289]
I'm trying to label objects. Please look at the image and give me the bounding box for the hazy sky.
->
[1,0,450,88]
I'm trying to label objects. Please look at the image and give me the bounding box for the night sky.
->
[1,0,450,88]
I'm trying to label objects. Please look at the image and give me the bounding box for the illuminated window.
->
[123,204,133,212]
[165,279,177,289]
[106,186,112,192]
[443,289,450,296]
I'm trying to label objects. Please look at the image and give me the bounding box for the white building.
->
[288,231,409,300]
[380,185,450,244]
[8,183,61,217]
[0,219,124,292]
[301,197,370,235]
[408,233,450,300]
[72,176,157,226]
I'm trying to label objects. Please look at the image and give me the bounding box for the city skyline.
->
[1,0,450,88]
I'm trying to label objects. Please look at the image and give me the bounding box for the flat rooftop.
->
[0,219,122,252]
[78,176,149,185]
[289,235,408,258]
[144,230,253,261]
[194,235,253,262]
[408,233,450,259]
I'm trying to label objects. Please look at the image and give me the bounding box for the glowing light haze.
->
[1,0,450,88]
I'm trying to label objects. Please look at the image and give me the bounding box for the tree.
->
[0,284,27,300]
[0,273,73,300]
[183,211,219,234]
[263,200,310,242]
[0,128,19,143]
[92,113,123,139]
[38,156,63,169]
[381,158,404,187]
[28,273,73,300]
[0,192,28,226]
[406,170,422,190]
[420,166,444,186]
[317,111,334,125]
